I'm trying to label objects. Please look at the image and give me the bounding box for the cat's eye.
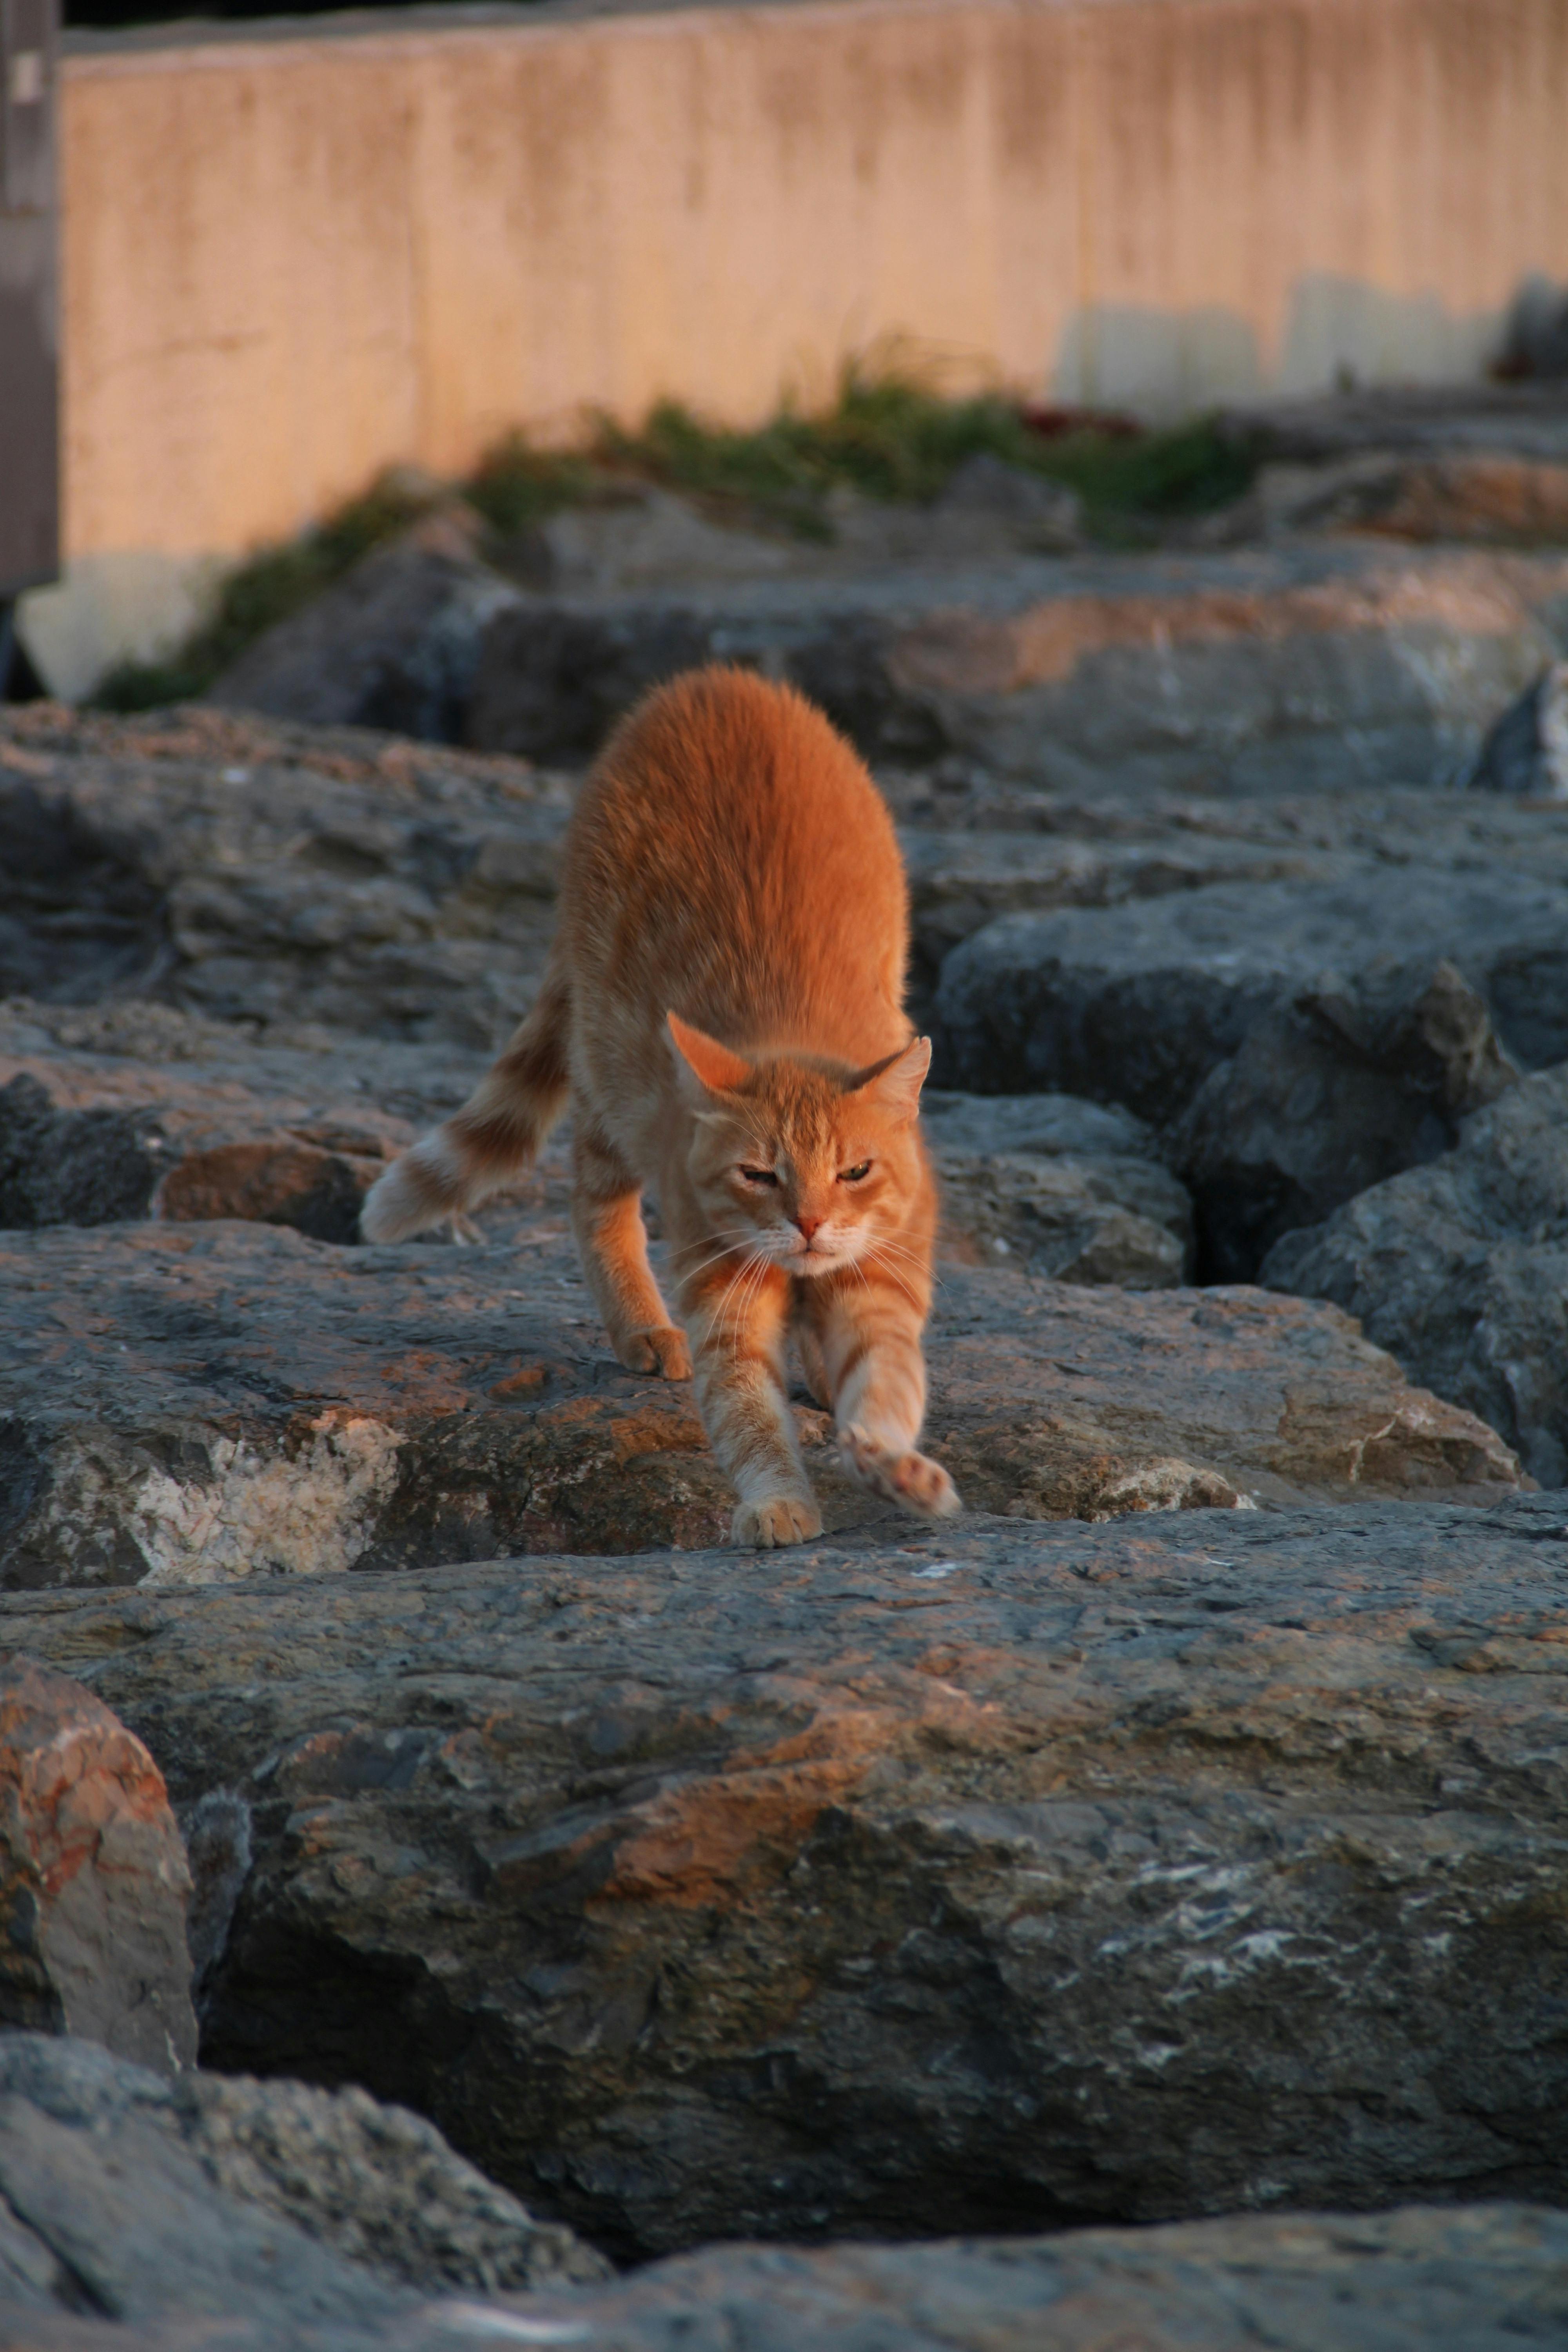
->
[739,1165,779,1187]
[839,1161,873,1183]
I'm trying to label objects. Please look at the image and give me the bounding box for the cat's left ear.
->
[667,1012,753,1100]
[845,1036,931,1124]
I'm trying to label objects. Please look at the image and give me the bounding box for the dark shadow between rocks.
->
[0,781,174,1004]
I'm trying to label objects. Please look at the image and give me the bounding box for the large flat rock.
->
[464,543,1568,789]
[13,705,1568,1096]
[461,2206,1568,2350]
[4,2198,1568,2351]
[934,862,1568,1123]
[0,1044,418,1245]
[0,1192,1520,1588]
[8,1498,1568,2256]
[0,705,570,1049]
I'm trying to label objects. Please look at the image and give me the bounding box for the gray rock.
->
[922,1088,1157,1160]
[1217,379,1568,465]
[933,452,1083,548]
[0,1183,1521,1590]
[0,1073,163,1228]
[1263,1062,1568,1485]
[0,1048,417,1245]
[0,2033,602,2296]
[0,995,491,1135]
[898,825,1331,1013]
[463,543,1564,788]
[935,865,1568,1123]
[2,2210,1567,2352]
[209,509,523,741]
[0,2029,602,2335]
[0,774,172,1005]
[0,705,572,1049]
[924,1089,1192,1284]
[1468,660,1568,797]
[1169,959,1518,1281]
[939,1149,1190,1285]
[8,1499,1568,2254]
[1213,449,1568,547]
[476,2205,1568,2351]
[509,486,801,595]
[18,703,1568,1078]
[0,1659,196,2075]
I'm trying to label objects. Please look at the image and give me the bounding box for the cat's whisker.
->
[675,1238,755,1289]
[710,1243,773,1370]
[864,1245,926,1310]
[867,1234,943,1293]
[670,1226,753,1262]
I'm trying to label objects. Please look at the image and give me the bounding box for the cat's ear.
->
[845,1035,931,1124]
[667,1013,753,1099]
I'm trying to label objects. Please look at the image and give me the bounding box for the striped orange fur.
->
[361,666,958,1546]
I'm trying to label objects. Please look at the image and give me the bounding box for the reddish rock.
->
[0,1051,410,1244]
[0,1658,196,2073]
[10,1498,1568,2254]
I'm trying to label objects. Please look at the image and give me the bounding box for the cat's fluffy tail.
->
[360,971,572,1243]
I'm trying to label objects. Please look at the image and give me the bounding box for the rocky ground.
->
[6,385,1568,2341]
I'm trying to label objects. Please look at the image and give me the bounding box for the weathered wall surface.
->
[21,0,1568,692]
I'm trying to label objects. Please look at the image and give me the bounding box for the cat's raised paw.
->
[841,1425,961,1519]
[731,1495,823,1548]
[619,1325,693,1379]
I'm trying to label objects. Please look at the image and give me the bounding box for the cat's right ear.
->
[667,1013,752,1100]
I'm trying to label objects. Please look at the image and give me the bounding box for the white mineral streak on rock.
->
[1088,1456,1258,1519]
[129,1414,403,1585]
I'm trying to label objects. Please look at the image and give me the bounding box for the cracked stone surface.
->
[934,863,1568,1125]
[912,1089,1196,1287]
[6,1498,1568,2257]
[0,1181,1520,1589]
[1264,1063,1568,1486]
[1165,958,1519,1283]
[465,544,1568,788]
[0,706,573,1050]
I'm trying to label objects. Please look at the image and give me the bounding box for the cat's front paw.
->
[841,1425,962,1519]
[731,1495,822,1548]
[618,1325,693,1379]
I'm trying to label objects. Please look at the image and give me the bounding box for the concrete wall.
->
[22,0,1568,694]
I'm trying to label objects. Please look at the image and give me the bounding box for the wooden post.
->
[0,0,59,613]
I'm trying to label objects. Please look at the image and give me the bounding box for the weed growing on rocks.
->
[94,368,1259,711]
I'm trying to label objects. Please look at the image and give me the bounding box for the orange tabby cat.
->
[361,666,959,1546]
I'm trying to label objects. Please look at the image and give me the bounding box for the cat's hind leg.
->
[572,1125,691,1379]
[362,969,569,1241]
[808,1276,960,1521]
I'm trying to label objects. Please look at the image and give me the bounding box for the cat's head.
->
[668,1014,928,1278]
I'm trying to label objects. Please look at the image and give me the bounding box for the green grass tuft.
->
[94,476,433,713]
[91,368,1260,711]
[462,437,602,540]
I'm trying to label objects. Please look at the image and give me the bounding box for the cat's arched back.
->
[362,666,958,1547]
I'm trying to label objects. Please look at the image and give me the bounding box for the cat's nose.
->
[794,1214,825,1241]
